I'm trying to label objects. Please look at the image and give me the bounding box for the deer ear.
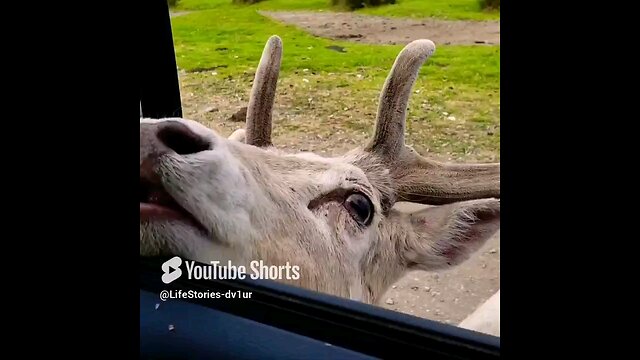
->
[402,199,500,271]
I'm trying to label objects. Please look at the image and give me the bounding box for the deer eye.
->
[344,192,374,226]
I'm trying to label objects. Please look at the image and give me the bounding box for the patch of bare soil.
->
[261,11,500,46]
[169,11,192,18]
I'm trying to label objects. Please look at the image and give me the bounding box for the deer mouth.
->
[140,164,207,234]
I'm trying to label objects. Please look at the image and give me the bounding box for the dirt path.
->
[261,11,500,45]
[170,11,192,18]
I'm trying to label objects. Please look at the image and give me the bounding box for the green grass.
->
[170,2,500,160]
[172,9,499,80]
[357,0,499,20]
[175,0,499,20]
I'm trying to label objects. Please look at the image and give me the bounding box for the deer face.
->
[140,36,500,304]
[140,118,388,299]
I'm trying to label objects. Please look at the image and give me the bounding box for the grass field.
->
[169,0,500,162]
[175,0,500,20]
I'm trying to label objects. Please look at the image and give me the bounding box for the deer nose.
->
[140,121,212,164]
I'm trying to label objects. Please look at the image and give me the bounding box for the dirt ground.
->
[173,10,500,330]
[261,11,500,45]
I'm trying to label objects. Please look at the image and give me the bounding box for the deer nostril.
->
[157,122,212,155]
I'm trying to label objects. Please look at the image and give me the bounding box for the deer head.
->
[140,36,500,304]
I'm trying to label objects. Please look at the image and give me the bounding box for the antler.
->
[365,40,436,159]
[366,39,500,205]
[244,35,283,147]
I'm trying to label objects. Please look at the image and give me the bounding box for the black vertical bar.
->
[139,0,182,119]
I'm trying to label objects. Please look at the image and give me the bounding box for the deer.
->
[140,36,500,335]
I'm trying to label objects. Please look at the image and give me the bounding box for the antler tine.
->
[245,35,283,148]
[394,151,500,205]
[363,39,499,205]
[365,39,436,160]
